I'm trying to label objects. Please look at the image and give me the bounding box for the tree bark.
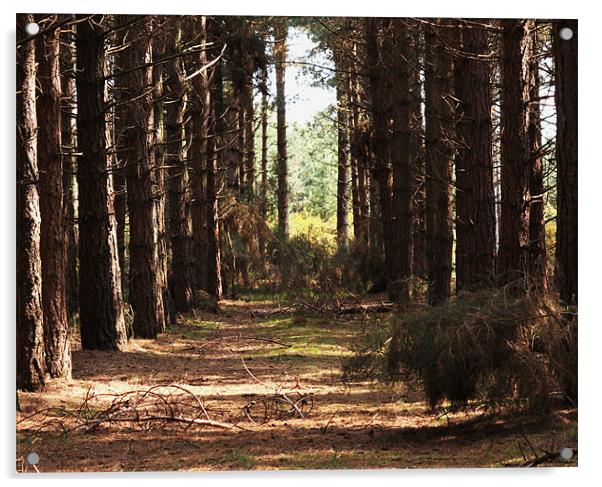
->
[409,27,426,280]
[525,20,547,291]
[75,16,127,350]
[206,31,224,301]
[165,19,194,313]
[60,28,79,321]
[499,20,530,286]
[36,18,71,379]
[119,17,165,338]
[334,52,350,248]
[274,20,289,238]
[553,20,578,306]
[17,14,46,391]
[424,19,454,304]
[366,18,412,302]
[189,16,210,290]
[454,21,497,292]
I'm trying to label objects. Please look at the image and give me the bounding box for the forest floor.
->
[16,296,577,472]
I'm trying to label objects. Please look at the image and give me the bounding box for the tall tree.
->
[525,20,547,291]
[189,16,210,290]
[60,27,79,321]
[454,20,497,291]
[17,15,46,391]
[424,19,454,304]
[165,18,194,312]
[205,27,224,301]
[553,20,578,306]
[75,16,127,350]
[498,20,530,286]
[408,24,426,279]
[119,16,165,338]
[36,17,71,378]
[334,50,350,247]
[366,18,412,302]
[274,19,289,237]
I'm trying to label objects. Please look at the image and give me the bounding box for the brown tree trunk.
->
[408,26,426,280]
[120,17,165,338]
[424,19,454,305]
[206,36,224,301]
[75,16,127,350]
[36,19,71,379]
[17,15,46,391]
[189,16,210,290]
[526,21,547,291]
[454,21,497,292]
[499,20,530,286]
[165,19,194,313]
[258,66,269,270]
[60,28,79,321]
[348,44,370,247]
[153,33,171,328]
[366,18,412,302]
[274,20,289,238]
[241,45,256,197]
[553,20,578,306]
[335,52,350,248]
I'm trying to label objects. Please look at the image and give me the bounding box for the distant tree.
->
[525,20,547,291]
[60,26,79,321]
[424,19,454,304]
[553,20,578,306]
[206,20,224,300]
[274,19,289,238]
[17,14,46,391]
[333,48,350,247]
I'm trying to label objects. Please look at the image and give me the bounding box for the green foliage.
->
[288,110,338,220]
[228,448,256,470]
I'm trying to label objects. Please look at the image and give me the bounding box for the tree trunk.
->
[206,33,224,301]
[349,43,370,246]
[366,18,412,302]
[165,19,194,313]
[553,20,578,306]
[454,21,497,292]
[120,17,165,338]
[153,34,171,328]
[17,15,46,391]
[335,53,350,248]
[424,19,454,305]
[499,20,530,287]
[258,66,269,270]
[274,20,289,238]
[75,16,127,350]
[36,19,71,379]
[525,20,547,291]
[189,16,210,290]
[60,29,79,321]
[408,26,426,280]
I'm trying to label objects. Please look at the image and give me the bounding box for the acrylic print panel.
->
[16,13,577,472]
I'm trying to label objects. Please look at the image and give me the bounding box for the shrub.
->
[344,285,577,412]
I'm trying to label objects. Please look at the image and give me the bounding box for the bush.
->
[345,285,577,412]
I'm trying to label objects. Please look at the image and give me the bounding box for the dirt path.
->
[16,299,577,472]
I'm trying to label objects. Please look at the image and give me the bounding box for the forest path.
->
[17,298,577,471]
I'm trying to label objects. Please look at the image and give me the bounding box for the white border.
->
[3,1,599,485]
